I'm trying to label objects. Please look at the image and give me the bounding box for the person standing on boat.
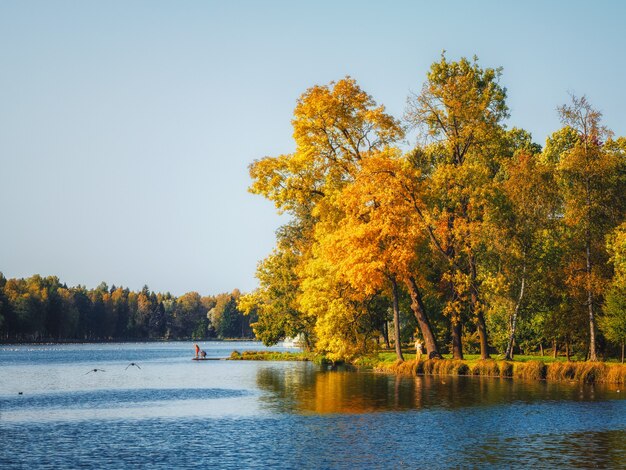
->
[194,343,200,358]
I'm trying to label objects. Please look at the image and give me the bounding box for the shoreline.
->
[5,341,625,385]
[374,358,626,384]
[0,337,260,345]
[231,350,626,384]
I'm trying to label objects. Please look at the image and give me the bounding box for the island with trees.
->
[238,55,626,375]
[3,56,625,383]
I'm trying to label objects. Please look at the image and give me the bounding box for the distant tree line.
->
[240,55,626,363]
[0,273,255,342]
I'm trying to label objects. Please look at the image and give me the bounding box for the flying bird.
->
[125,362,141,370]
[85,368,106,375]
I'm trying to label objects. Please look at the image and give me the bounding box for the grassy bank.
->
[228,350,328,363]
[373,357,626,384]
[229,348,626,384]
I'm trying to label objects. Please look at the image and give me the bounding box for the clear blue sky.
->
[1,0,625,296]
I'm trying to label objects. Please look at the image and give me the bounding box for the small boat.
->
[192,357,220,361]
[281,335,304,348]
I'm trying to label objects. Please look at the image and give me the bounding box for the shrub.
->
[410,359,468,376]
[374,356,626,383]
[498,361,514,378]
[376,359,423,376]
[606,364,626,384]
[574,362,608,383]
[546,362,576,381]
[454,361,471,375]
[422,359,437,375]
[472,360,500,377]
[515,360,547,380]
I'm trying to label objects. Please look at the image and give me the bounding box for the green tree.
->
[601,223,626,362]
[556,96,623,361]
[239,245,315,348]
[211,290,249,339]
[495,147,559,359]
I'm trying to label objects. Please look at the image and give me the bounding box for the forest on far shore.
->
[0,273,254,342]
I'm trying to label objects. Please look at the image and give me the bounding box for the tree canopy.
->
[243,55,626,363]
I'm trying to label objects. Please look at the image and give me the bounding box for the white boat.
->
[281,335,304,348]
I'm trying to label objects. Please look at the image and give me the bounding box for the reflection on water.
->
[256,364,624,414]
[0,388,250,411]
[1,343,626,469]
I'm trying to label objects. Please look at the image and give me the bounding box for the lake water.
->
[1,342,625,468]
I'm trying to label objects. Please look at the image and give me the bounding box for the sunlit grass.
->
[229,350,330,364]
[371,350,626,384]
[230,347,626,383]
[374,350,590,365]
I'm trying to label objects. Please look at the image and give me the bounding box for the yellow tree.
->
[249,76,403,214]
[319,150,442,359]
[405,55,509,359]
[298,246,382,361]
[247,78,404,355]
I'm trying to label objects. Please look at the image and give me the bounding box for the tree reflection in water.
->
[256,362,625,414]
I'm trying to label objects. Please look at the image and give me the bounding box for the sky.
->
[1,0,625,296]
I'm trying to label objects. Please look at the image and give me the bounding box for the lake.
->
[1,342,625,468]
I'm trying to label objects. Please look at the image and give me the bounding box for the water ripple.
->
[0,388,251,411]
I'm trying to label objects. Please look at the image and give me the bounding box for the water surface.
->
[1,342,625,468]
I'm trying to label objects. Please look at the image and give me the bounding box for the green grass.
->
[229,347,626,384]
[372,349,586,365]
[228,350,330,364]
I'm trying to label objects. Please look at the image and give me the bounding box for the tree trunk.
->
[565,341,571,361]
[622,341,624,364]
[585,179,598,362]
[382,320,390,349]
[476,309,490,360]
[553,340,558,359]
[540,343,544,357]
[505,266,526,360]
[586,247,597,361]
[391,278,404,361]
[449,277,463,360]
[406,276,441,358]
[470,256,490,360]
[451,321,463,360]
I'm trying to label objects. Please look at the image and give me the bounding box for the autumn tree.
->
[170,291,208,338]
[405,55,509,359]
[317,150,442,359]
[209,290,252,339]
[247,77,404,359]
